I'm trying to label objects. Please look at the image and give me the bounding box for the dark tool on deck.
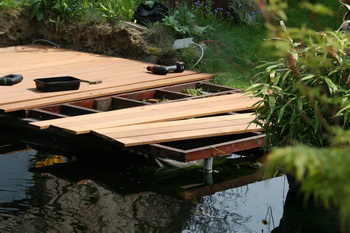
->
[0,74,23,86]
[147,61,185,75]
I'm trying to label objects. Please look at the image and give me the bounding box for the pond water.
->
[0,144,341,233]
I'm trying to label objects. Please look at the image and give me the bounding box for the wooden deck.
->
[0,45,263,160]
[0,45,213,112]
[30,93,261,146]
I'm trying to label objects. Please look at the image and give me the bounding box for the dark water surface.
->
[0,146,341,233]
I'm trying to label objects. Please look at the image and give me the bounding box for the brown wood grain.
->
[0,45,213,112]
[115,123,262,147]
[31,93,259,130]
[93,113,255,138]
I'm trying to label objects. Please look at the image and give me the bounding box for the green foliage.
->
[0,0,28,10]
[282,0,340,30]
[228,0,263,27]
[162,3,213,37]
[29,0,49,21]
[248,3,349,147]
[181,88,205,96]
[177,19,267,89]
[29,0,143,25]
[97,0,142,21]
[251,0,350,230]
[118,0,141,21]
[49,0,77,26]
[191,0,223,21]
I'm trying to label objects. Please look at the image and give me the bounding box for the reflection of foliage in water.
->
[184,187,253,232]
[0,173,193,233]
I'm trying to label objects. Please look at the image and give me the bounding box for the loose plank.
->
[30,93,256,129]
[52,98,259,134]
[93,113,255,138]
[114,123,262,147]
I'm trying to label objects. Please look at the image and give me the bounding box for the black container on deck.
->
[34,76,81,92]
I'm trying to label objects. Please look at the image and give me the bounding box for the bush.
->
[248,0,347,147]
[249,0,350,230]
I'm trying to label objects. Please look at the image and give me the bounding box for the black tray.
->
[34,76,81,92]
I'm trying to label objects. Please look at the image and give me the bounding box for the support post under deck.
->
[204,157,213,173]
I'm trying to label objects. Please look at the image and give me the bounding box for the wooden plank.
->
[51,98,259,134]
[115,123,262,147]
[94,113,254,135]
[30,93,257,129]
[1,45,213,112]
[58,97,253,129]
[93,113,255,138]
[1,73,214,112]
[0,66,199,105]
[0,57,144,86]
[0,70,194,103]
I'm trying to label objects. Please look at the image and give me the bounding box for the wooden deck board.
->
[113,122,261,147]
[0,45,213,112]
[93,113,255,138]
[61,101,258,135]
[31,93,260,132]
[1,45,264,149]
[0,70,199,103]
[1,73,214,112]
[31,93,249,128]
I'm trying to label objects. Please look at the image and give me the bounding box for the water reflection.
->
[0,149,36,214]
[183,176,287,233]
[0,142,342,233]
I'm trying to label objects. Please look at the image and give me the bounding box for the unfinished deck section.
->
[31,93,262,147]
[93,113,260,147]
[0,45,213,112]
[0,45,265,165]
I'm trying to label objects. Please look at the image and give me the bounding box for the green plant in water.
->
[248,0,350,230]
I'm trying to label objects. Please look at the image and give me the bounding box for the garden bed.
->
[0,9,171,62]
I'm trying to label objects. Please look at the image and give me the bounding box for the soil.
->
[0,9,177,63]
